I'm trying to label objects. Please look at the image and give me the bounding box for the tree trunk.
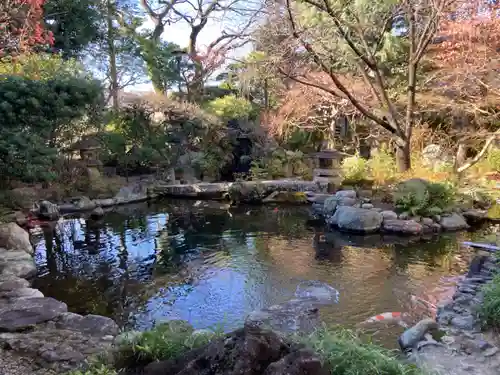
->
[396,140,411,172]
[107,0,119,110]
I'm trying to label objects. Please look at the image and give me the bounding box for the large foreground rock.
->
[0,297,67,331]
[133,325,326,375]
[328,206,383,233]
[0,223,33,255]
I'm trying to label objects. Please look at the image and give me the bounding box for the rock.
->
[0,248,36,278]
[382,219,423,235]
[399,212,410,220]
[93,198,116,208]
[115,183,149,204]
[398,319,439,351]
[323,196,339,216]
[331,206,383,233]
[483,347,499,357]
[421,217,434,226]
[462,209,487,223]
[246,298,321,334]
[294,280,339,304]
[89,206,105,219]
[35,200,60,221]
[0,324,115,372]
[338,197,357,206]
[142,325,289,375]
[70,196,96,211]
[430,223,442,232]
[451,315,475,330]
[14,211,28,227]
[55,312,119,337]
[335,190,357,199]
[381,210,398,221]
[361,203,374,209]
[0,287,44,299]
[440,213,469,231]
[0,223,33,255]
[0,277,30,291]
[0,297,67,331]
[264,349,329,375]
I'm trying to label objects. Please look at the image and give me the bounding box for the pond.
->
[31,200,491,340]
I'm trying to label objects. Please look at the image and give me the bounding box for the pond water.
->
[31,200,492,340]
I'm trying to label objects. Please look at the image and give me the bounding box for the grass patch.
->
[114,321,223,369]
[479,274,500,331]
[303,327,423,375]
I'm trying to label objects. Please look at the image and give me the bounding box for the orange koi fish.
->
[359,312,410,328]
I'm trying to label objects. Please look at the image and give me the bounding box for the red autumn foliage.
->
[0,0,54,57]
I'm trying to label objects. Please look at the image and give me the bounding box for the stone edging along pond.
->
[0,222,119,373]
[307,188,494,235]
[28,180,329,222]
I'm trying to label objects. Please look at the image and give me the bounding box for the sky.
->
[128,4,255,92]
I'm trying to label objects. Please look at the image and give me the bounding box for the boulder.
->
[0,248,36,278]
[35,200,60,221]
[142,325,289,375]
[398,318,438,351]
[294,280,339,304]
[246,298,321,334]
[381,210,398,221]
[335,190,357,199]
[0,297,67,331]
[330,206,383,233]
[55,312,119,337]
[0,287,44,299]
[89,206,105,219]
[115,183,149,204]
[70,196,96,211]
[264,349,329,375]
[440,213,469,231]
[382,219,423,235]
[0,277,30,291]
[361,203,374,209]
[323,196,338,216]
[0,223,33,254]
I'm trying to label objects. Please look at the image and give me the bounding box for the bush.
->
[368,145,398,185]
[341,154,369,184]
[205,95,255,120]
[486,147,500,173]
[0,74,103,184]
[479,274,500,330]
[394,178,457,216]
[249,149,311,180]
[303,327,422,375]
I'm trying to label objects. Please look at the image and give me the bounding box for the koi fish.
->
[358,312,410,328]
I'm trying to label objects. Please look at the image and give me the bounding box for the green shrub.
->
[68,365,116,375]
[368,145,397,184]
[486,147,500,173]
[205,95,255,120]
[341,155,369,184]
[249,149,311,180]
[479,274,500,330]
[394,178,456,216]
[303,327,422,375]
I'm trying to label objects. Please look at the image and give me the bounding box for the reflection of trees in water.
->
[33,201,315,326]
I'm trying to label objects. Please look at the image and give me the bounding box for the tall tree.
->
[260,0,453,171]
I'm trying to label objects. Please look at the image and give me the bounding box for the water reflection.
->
[32,200,489,336]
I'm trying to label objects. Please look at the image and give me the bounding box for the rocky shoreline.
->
[307,188,492,235]
[399,252,500,375]
[0,222,119,374]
